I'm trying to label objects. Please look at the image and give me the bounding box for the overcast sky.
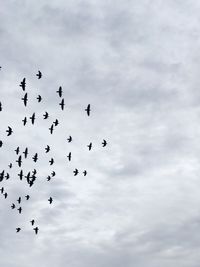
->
[1,0,200,266]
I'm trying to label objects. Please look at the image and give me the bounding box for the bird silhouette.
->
[85,104,91,116]
[37,95,42,102]
[15,147,20,155]
[36,70,42,79]
[59,98,65,110]
[19,78,26,91]
[22,116,27,126]
[53,119,59,126]
[16,155,22,167]
[49,124,54,134]
[43,112,49,119]
[6,126,13,136]
[87,142,92,151]
[51,171,56,177]
[67,152,71,161]
[30,219,35,226]
[8,163,12,169]
[56,86,62,97]
[49,158,54,165]
[45,145,50,153]
[30,113,36,124]
[16,227,21,233]
[67,136,72,143]
[47,175,51,181]
[48,197,53,204]
[102,140,107,147]
[0,170,5,182]
[83,170,87,176]
[5,173,10,180]
[0,102,2,111]
[0,140,3,147]
[11,203,15,209]
[18,207,22,214]
[0,187,4,194]
[73,169,79,176]
[32,153,38,162]
[4,192,8,199]
[33,226,39,234]
[18,170,23,180]
[23,147,28,158]
[21,93,28,106]
[17,197,21,204]
[25,195,30,200]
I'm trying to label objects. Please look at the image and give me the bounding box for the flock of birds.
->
[0,68,108,235]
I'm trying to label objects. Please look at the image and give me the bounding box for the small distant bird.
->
[0,187,4,194]
[25,195,30,200]
[32,153,38,162]
[22,116,27,126]
[37,95,42,102]
[8,163,12,169]
[49,124,54,134]
[83,170,87,176]
[73,169,79,176]
[16,228,21,233]
[102,140,107,147]
[85,104,91,116]
[67,136,72,143]
[21,92,28,106]
[87,142,92,151]
[48,197,53,204]
[59,98,65,110]
[19,78,26,91]
[17,197,21,204]
[67,152,71,161]
[47,175,51,181]
[51,171,56,177]
[0,102,2,111]
[30,112,36,125]
[0,170,5,182]
[49,158,54,165]
[15,146,20,155]
[6,126,13,136]
[33,227,39,234]
[30,219,35,226]
[56,86,62,97]
[16,155,22,167]
[5,173,9,180]
[53,119,59,126]
[11,203,15,209]
[43,112,49,119]
[4,192,8,199]
[18,207,22,214]
[18,170,23,180]
[36,70,42,79]
[45,145,50,153]
[32,169,37,175]
[23,147,28,158]
[0,140,3,147]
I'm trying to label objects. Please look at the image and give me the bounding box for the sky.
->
[1,0,200,266]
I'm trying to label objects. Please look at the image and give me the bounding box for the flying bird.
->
[83,170,87,176]
[21,93,28,106]
[23,147,28,158]
[32,153,38,162]
[5,173,10,180]
[102,139,107,147]
[48,197,53,204]
[16,228,21,233]
[0,170,4,182]
[22,116,27,126]
[85,104,91,116]
[59,98,65,110]
[49,124,54,134]
[0,102,2,111]
[36,70,42,79]
[30,219,35,226]
[37,95,42,102]
[47,175,51,181]
[51,171,56,177]
[18,207,22,214]
[45,145,50,153]
[67,136,72,143]
[18,170,23,180]
[87,142,92,151]
[15,147,20,155]
[0,187,4,194]
[32,169,37,175]
[17,197,21,204]
[0,140,3,147]
[16,155,22,167]
[49,158,54,165]
[56,86,62,97]
[4,192,8,199]
[8,163,12,169]
[53,119,59,126]
[6,126,13,136]
[67,152,71,161]
[43,112,49,119]
[30,113,36,125]
[73,169,79,176]
[11,203,15,209]
[33,227,39,234]
[19,78,26,91]
[25,195,30,200]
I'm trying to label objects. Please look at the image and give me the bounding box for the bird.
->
[47,175,51,181]
[25,172,31,183]
[33,227,39,234]
[5,173,10,180]
[0,187,4,194]
[48,197,53,204]
[45,145,50,153]
[21,92,28,106]
[18,170,23,180]
[25,195,30,200]
[0,102,2,111]
[53,119,59,126]
[102,139,107,147]
[23,147,28,158]
[36,70,42,79]
[49,124,54,134]
[16,155,22,167]
[15,147,20,155]
[73,169,79,176]
[83,170,87,176]
[17,197,21,204]
[30,112,36,125]
[11,203,15,209]
[16,228,21,233]
[6,126,13,136]
[67,136,72,143]
[51,171,56,177]
[43,112,49,119]
[32,153,38,162]
[0,140,3,147]
[56,86,62,97]
[18,207,22,214]
[85,104,91,116]
[0,170,5,182]
[87,142,92,151]
[67,152,71,161]
[4,192,8,199]
[49,158,54,165]
[59,98,65,110]
[32,169,37,175]
[22,116,27,126]
[8,163,12,169]
[19,78,26,91]
[30,219,35,226]
[37,95,42,102]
